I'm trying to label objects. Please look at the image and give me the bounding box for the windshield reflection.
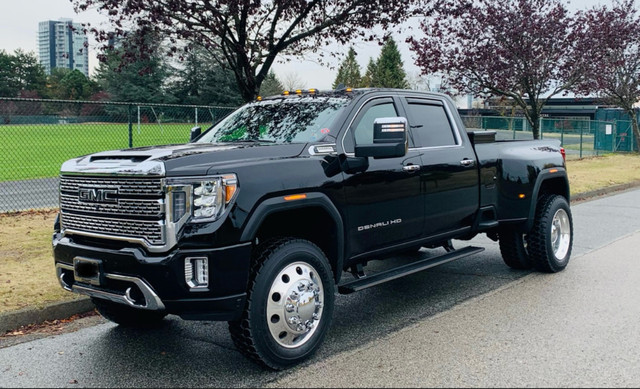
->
[197,97,351,144]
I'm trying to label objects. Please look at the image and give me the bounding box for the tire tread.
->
[527,195,572,273]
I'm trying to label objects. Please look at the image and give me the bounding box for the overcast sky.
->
[0,0,613,91]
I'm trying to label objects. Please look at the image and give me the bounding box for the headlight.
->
[166,174,238,223]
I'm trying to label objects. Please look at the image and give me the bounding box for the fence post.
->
[613,120,617,153]
[128,104,133,148]
[580,125,583,159]
[195,107,198,127]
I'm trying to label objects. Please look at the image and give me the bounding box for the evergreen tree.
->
[375,37,408,89]
[259,71,285,97]
[332,48,362,89]
[94,35,175,104]
[361,58,377,88]
[169,45,243,106]
[0,49,47,97]
[45,68,97,100]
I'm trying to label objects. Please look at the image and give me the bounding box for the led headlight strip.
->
[166,174,238,223]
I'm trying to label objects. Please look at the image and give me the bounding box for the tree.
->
[361,58,377,88]
[282,72,307,91]
[409,0,589,139]
[72,0,426,102]
[332,47,362,89]
[259,71,285,97]
[45,68,97,100]
[0,49,47,97]
[373,37,408,89]
[168,45,243,106]
[94,37,175,104]
[575,0,640,151]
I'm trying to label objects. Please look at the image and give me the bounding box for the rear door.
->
[401,96,479,237]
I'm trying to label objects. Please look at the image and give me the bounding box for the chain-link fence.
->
[461,115,637,159]
[0,97,236,212]
[2,99,638,213]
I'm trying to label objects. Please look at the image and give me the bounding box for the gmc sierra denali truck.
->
[52,88,573,370]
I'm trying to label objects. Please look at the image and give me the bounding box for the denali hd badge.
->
[78,187,118,204]
[357,218,402,231]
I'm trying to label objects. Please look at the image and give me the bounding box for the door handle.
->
[403,164,421,172]
[460,159,476,167]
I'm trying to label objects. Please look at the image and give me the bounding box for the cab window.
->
[407,102,458,148]
[344,98,398,153]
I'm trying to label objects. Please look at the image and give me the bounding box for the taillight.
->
[560,147,566,162]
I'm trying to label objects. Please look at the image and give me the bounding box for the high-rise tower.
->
[38,18,89,77]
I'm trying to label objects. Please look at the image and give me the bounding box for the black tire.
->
[91,297,168,328]
[527,195,573,273]
[228,238,335,370]
[498,229,532,270]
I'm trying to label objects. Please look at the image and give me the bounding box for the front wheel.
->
[228,238,335,370]
[527,195,573,273]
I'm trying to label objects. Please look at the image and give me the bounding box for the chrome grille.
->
[60,214,164,245]
[60,176,163,196]
[59,175,165,246]
[60,194,163,217]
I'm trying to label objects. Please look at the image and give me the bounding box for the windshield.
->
[197,96,351,144]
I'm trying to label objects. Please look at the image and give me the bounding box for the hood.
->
[60,142,308,177]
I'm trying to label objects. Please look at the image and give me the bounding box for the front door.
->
[341,96,424,258]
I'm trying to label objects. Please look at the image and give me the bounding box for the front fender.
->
[239,192,345,282]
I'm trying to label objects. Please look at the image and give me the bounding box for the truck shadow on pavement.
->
[83,245,530,387]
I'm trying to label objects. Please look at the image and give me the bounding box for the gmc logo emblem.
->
[78,187,118,204]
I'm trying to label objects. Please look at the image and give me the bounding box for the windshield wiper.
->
[236,138,276,143]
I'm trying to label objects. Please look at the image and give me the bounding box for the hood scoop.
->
[61,149,168,177]
[90,155,150,163]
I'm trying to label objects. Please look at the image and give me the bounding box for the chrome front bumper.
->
[56,262,166,311]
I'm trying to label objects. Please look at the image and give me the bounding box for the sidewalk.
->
[269,230,640,387]
[1,182,639,336]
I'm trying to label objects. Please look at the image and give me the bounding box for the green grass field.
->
[0,123,196,182]
[0,121,626,182]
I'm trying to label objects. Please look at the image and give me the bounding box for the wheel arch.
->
[240,193,345,283]
[526,168,570,231]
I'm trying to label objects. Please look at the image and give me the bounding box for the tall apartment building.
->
[38,18,89,77]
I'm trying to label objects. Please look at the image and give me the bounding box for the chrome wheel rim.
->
[551,209,571,260]
[266,261,324,348]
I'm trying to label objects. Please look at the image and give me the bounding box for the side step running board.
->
[338,246,485,295]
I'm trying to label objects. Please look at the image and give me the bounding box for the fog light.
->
[185,257,209,290]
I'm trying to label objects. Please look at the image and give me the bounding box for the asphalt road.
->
[0,177,58,212]
[0,188,639,388]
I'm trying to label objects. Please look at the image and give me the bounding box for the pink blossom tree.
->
[575,0,640,151]
[408,0,589,139]
[72,0,427,102]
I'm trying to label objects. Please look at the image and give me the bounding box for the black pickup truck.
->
[52,88,573,369]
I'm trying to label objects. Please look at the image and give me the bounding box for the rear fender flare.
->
[526,168,570,231]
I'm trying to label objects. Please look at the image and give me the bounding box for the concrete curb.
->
[0,297,94,335]
[570,179,640,203]
[2,181,640,335]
